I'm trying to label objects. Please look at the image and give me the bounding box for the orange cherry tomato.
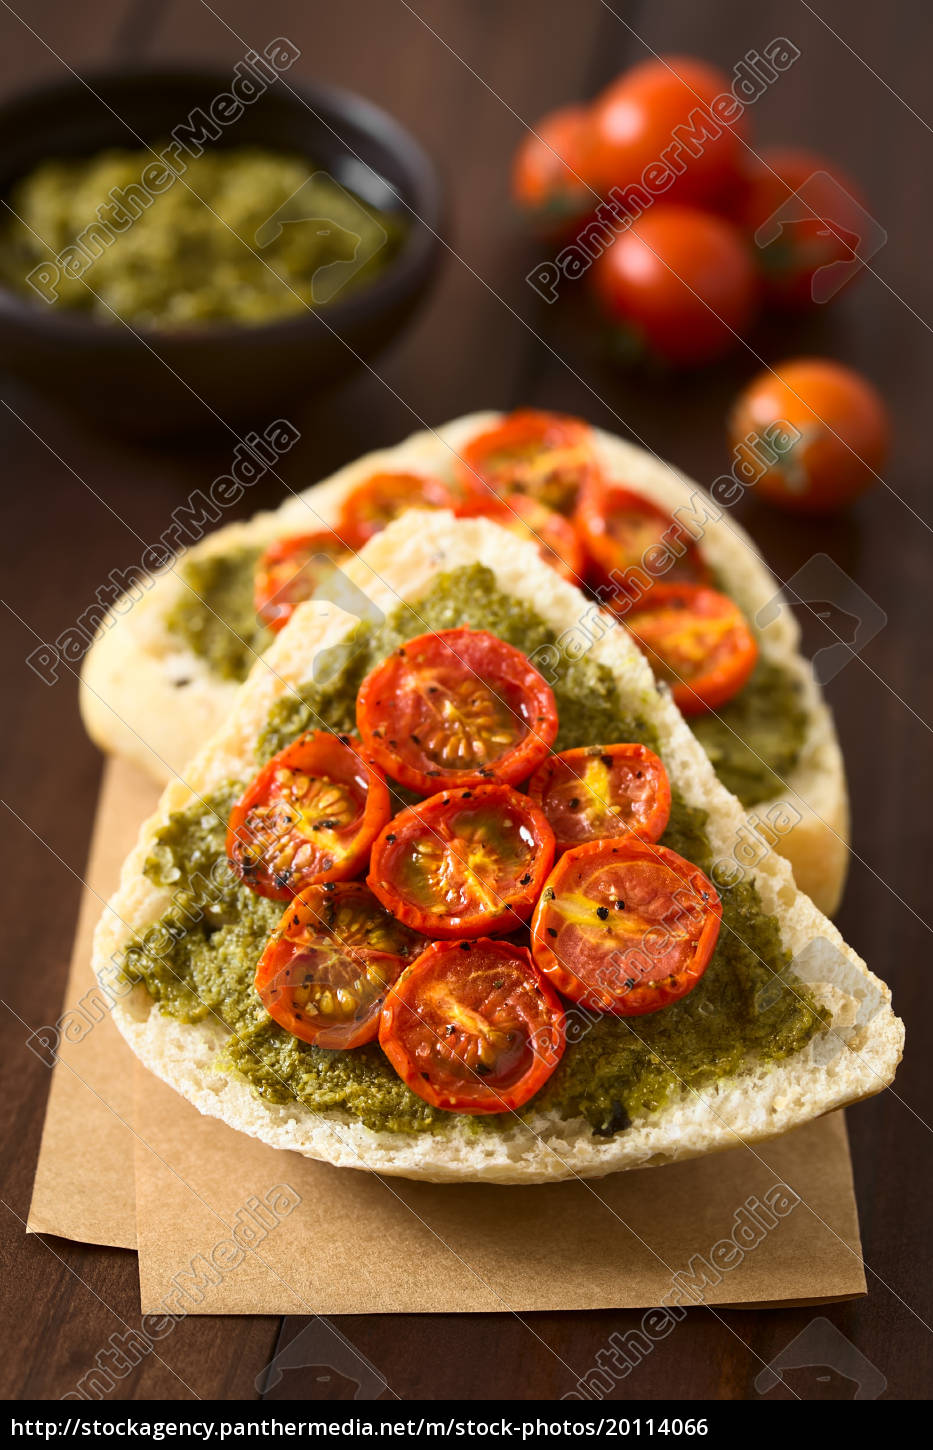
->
[729,357,888,513]
[620,583,758,716]
[735,147,870,310]
[254,530,355,634]
[587,55,748,207]
[367,784,555,939]
[458,492,585,582]
[337,471,460,542]
[227,731,391,900]
[356,628,558,795]
[254,883,425,1049]
[531,838,721,1016]
[527,743,671,853]
[455,410,603,515]
[574,480,711,593]
[591,206,758,367]
[379,938,565,1113]
[511,104,596,235]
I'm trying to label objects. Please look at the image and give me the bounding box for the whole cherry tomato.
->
[734,147,870,310]
[591,206,758,367]
[512,104,595,235]
[729,358,888,513]
[587,55,748,207]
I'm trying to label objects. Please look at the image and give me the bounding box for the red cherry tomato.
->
[574,480,710,593]
[254,530,354,634]
[227,731,391,900]
[458,492,585,583]
[337,471,460,542]
[620,583,758,715]
[531,838,722,1016]
[455,410,603,515]
[379,938,565,1114]
[588,55,748,207]
[356,628,558,795]
[729,358,888,513]
[591,206,758,367]
[735,147,870,310]
[527,743,671,853]
[367,784,555,939]
[254,883,425,1049]
[511,104,595,235]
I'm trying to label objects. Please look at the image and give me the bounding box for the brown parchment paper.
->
[30,757,868,1312]
[27,757,157,1249]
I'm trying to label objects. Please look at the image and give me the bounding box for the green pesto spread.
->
[689,658,809,807]
[0,147,405,328]
[122,564,827,1137]
[165,545,273,683]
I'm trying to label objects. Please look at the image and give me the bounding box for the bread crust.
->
[92,512,902,1184]
[80,412,849,913]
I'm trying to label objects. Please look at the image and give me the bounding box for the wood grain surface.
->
[0,0,929,1402]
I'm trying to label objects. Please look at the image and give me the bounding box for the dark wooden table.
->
[1,0,930,1403]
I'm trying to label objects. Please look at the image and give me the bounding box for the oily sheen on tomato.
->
[255,883,425,1049]
[574,481,710,592]
[729,358,888,513]
[367,784,555,938]
[527,743,671,853]
[621,583,758,715]
[531,838,722,1016]
[587,56,747,206]
[356,627,558,794]
[254,529,354,633]
[379,938,566,1113]
[455,410,603,515]
[227,731,391,899]
[591,207,758,367]
[337,471,460,542]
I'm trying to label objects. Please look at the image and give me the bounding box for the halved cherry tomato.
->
[337,471,460,543]
[591,206,758,368]
[227,731,391,900]
[367,784,555,939]
[574,481,710,593]
[457,493,585,582]
[728,358,888,513]
[527,743,671,853]
[511,104,595,236]
[379,938,565,1113]
[734,147,870,310]
[531,838,721,1016]
[455,410,603,515]
[254,530,355,634]
[587,55,748,207]
[255,883,425,1049]
[356,628,558,795]
[620,583,758,715]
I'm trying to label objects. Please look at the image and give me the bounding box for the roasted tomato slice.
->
[254,530,356,633]
[337,471,459,542]
[575,482,710,594]
[255,883,425,1049]
[356,627,558,794]
[368,783,555,938]
[527,743,671,853]
[531,838,721,1016]
[457,493,585,583]
[619,584,758,716]
[227,731,391,899]
[379,938,565,1113]
[455,410,603,515]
